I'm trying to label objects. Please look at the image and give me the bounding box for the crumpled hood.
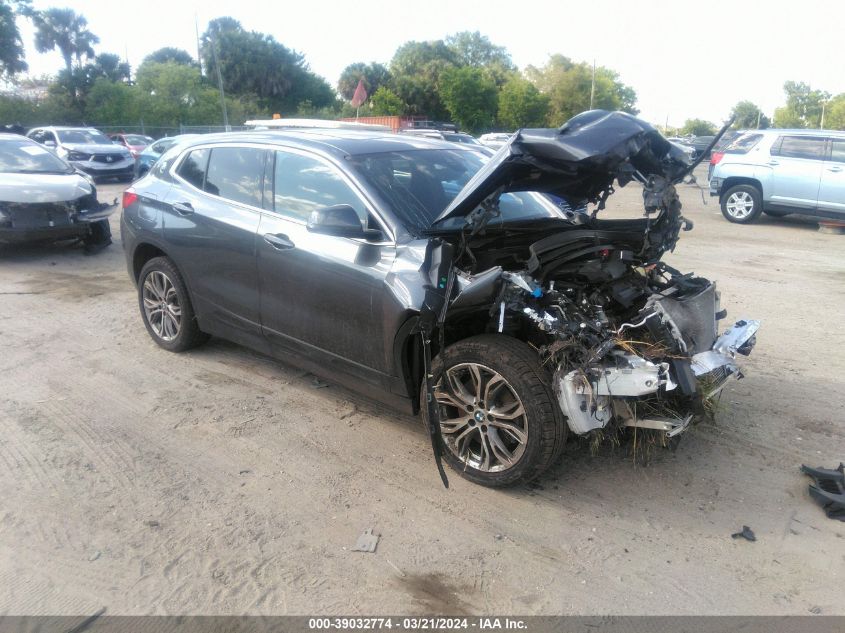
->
[0,173,94,203]
[63,143,128,155]
[434,110,691,226]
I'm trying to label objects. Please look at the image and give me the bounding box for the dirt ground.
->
[1,167,843,616]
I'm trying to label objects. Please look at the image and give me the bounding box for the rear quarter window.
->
[176,148,209,190]
[830,139,845,163]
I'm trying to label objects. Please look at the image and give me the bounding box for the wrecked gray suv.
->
[121,111,759,488]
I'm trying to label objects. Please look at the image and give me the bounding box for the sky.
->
[17,0,845,128]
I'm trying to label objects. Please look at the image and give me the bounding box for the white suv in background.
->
[709,129,845,224]
[27,126,134,182]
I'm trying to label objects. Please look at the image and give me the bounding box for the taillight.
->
[710,151,724,165]
[122,189,138,208]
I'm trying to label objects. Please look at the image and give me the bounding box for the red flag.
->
[351,79,368,108]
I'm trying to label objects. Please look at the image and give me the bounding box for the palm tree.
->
[32,8,99,73]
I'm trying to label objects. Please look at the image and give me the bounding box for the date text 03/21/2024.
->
[308,618,527,630]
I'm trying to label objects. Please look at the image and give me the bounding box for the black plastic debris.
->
[801,463,845,521]
[731,525,756,542]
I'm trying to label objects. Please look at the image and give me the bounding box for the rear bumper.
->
[709,176,723,197]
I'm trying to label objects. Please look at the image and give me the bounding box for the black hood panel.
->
[435,110,690,225]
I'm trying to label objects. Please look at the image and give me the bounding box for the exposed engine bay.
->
[416,110,758,469]
[450,252,758,439]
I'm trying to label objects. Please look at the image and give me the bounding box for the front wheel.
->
[138,256,208,352]
[422,334,566,487]
[82,219,112,253]
[721,184,763,224]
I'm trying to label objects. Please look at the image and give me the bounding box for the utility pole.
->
[820,101,827,130]
[209,30,229,131]
[195,15,203,76]
[589,59,596,110]
[756,109,761,129]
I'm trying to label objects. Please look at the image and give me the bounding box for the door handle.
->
[767,160,779,166]
[828,166,843,172]
[172,202,194,216]
[263,233,295,250]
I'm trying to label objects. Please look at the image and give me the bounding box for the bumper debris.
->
[802,463,845,521]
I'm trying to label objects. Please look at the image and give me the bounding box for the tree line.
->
[667,82,845,137]
[0,4,638,134]
[336,36,637,133]
[1,2,843,135]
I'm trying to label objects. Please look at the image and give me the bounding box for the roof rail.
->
[244,118,392,132]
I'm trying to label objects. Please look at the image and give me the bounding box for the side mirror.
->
[44,139,56,147]
[307,204,382,240]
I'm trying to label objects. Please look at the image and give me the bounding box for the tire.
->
[422,334,566,487]
[138,256,208,352]
[721,184,763,224]
[82,219,112,253]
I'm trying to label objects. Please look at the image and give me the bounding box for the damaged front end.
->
[550,279,758,439]
[449,260,758,444]
[426,110,758,448]
[0,187,116,244]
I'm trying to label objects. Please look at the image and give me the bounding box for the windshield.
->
[349,148,561,233]
[57,129,113,145]
[444,133,481,145]
[0,138,74,174]
[123,135,151,146]
[151,139,176,154]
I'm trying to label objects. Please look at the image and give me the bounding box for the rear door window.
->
[771,136,827,160]
[204,146,266,207]
[176,148,209,190]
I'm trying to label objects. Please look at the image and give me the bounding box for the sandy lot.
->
[1,169,843,616]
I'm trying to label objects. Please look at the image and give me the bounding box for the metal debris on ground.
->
[817,220,845,235]
[731,525,756,542]
[801,463,845,521]
[351,528,380,553]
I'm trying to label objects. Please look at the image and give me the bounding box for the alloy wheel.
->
[433,363,529,473]
[142,270,182,341]
[725,191,755,219]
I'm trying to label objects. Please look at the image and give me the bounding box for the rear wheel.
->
[138,256,208,352]
[721,184,762,224]
[422,334,565,487]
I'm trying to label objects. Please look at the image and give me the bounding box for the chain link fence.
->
[91,124,250,139]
